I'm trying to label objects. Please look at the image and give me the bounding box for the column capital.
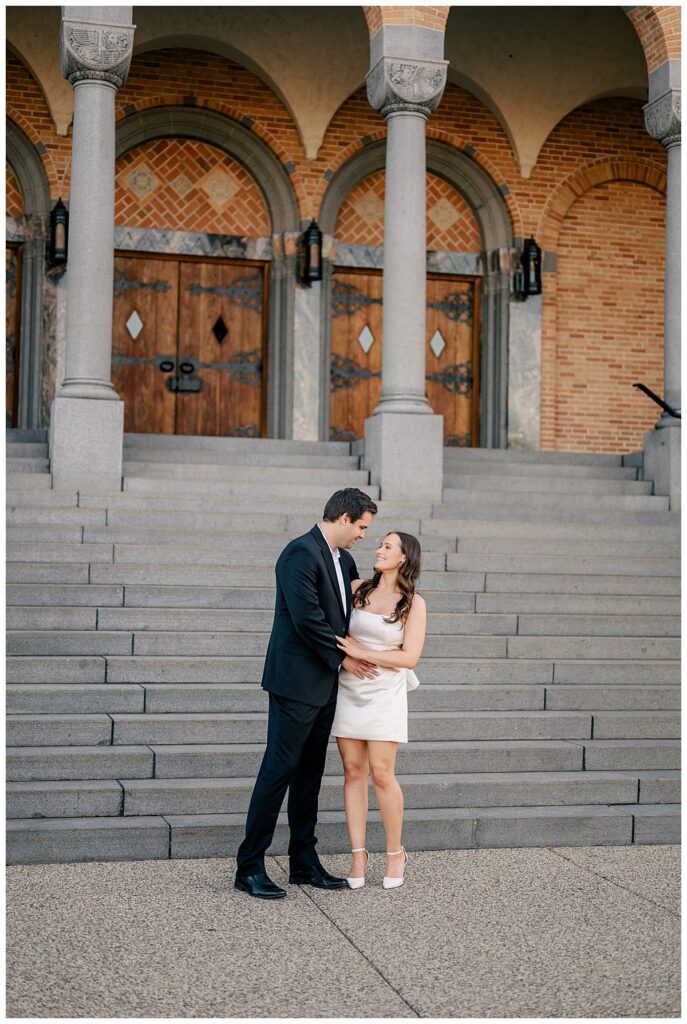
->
[644,89,681,149]
[60,19,135,90]
[366,56,447,119]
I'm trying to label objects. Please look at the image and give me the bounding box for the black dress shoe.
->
[234,871,286,899]
[288,863,349,889]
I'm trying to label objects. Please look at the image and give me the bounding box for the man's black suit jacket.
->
[261,525,360,707]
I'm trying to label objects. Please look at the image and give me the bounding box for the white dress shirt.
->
[318,523,347,614]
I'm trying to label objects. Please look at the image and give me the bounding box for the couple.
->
[234,487,426,899]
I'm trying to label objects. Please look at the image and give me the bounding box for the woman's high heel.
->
[383,847,408,889]
[347,848,369,889]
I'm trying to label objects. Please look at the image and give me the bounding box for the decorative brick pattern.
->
[541,179,665,452]
[115,138,270,234]
[335,169,480,251]
[363,6,450,36]
[627,6,681,73]
[6,163,23,218]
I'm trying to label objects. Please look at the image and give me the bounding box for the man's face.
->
[337,511,373,549]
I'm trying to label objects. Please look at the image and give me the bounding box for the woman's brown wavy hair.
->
[353,532,422,623]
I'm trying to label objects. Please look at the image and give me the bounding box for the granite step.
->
[9,802,681,864]
[122,476,381,500]
[124,448,361,469]
[443,449,624,466]
[122,462,370,484]
[443,474,652,495]
[446,553,678,577]
[11,769,677,821]
[442,461,638,480]
[115,769,651,816]
[123,433,352,455]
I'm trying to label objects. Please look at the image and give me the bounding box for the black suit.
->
[236,525,359,874]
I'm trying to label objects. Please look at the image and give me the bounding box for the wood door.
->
[6,244,22,428]
[426,275,480,447]
[112,254,178,434]
[176,261,266,437]
[329,269,383,442]
[112,254,266,436]
[329,269,480,445]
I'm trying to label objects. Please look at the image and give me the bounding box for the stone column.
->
[644,84,681,425]
[642,71,681,510]
[49,7,134,490]
[363,55,447,502]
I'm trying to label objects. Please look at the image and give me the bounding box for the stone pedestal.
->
[50,396,124,491]
[643,425,681,512]
[364,411,444,503]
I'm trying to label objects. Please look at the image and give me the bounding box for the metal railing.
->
[633,383,681,420]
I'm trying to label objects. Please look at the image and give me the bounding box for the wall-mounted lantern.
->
[512,237,542,301]
[297,220,323,285]
[49,198,69,266]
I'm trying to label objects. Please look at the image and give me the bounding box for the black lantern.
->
[521,237,542,297]
[297,220,323,285]
[49,198,69,265]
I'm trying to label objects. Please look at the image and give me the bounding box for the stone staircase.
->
[6,429,680,864]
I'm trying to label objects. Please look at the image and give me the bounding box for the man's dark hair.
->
[323,488,378,523]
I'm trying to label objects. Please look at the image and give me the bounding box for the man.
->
[234,487,379,899]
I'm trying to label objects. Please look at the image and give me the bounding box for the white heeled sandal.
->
[347,848,369,889]
[383,848,408,889]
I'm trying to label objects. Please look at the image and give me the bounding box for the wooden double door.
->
[330,269,480,446]
[112,253,268,436]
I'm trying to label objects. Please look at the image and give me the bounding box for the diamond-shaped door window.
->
[429,329,446,358]
[126,311,144,341]
[358,325,375,354]
[212,316,229,344]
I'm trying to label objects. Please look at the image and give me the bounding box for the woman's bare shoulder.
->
[351,578,365,593]
[410,592,426,612]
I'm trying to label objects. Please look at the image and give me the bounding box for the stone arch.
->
[319,138,514,447]
[6,117,52,429]
[625,6,681,74]
[114,104,300,437]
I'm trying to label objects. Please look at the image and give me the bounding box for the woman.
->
[333,531,426,890]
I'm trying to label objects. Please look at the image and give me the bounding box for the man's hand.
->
[342,655,379,679]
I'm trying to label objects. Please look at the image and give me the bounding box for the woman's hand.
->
[336,635,374,663]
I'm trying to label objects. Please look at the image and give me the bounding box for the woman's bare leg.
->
[337,737,369,877]
[368,740,405,878]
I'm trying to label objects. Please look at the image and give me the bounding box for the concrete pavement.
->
[6,844,680,1018]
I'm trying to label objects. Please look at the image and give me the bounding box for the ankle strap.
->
[387,849,404,855]
[351,847,367,853]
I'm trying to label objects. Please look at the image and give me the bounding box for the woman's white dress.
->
[331,607,419,744]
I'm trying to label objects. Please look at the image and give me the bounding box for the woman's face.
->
[374,533,405,572]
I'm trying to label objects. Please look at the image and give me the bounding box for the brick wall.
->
[6,162,23,217]
[335,169,481,251]
[541,180,665,452]
[115,138,270,234]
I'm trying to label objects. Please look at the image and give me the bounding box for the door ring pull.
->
[179,361,195,375]
[158,360,175,373]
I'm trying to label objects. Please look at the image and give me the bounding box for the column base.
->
[363,411,444,503]
[49,396,124,492]
[643,425,681,512]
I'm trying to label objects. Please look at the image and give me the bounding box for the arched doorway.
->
[114,104,299,437]
[319,138,512,447]
[6,118,51,430]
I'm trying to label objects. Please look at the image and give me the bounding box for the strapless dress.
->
[331,607,419,744]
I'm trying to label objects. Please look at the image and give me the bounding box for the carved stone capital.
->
[644,89,681,148]
[366,56,447,120]
[60,20,135,90]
